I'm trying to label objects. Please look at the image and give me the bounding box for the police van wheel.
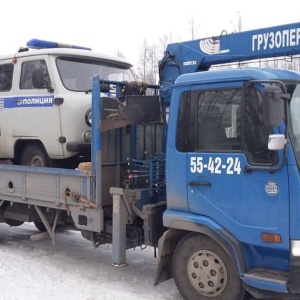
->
[20,143,50,167]
[173,233,245,300]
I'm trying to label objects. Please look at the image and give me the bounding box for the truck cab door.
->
[179,86,289,260]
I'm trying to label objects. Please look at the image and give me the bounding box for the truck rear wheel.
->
[173,233,244,300]
[5,219,24,227]
[20,143,50,167]
[34,221,47,232]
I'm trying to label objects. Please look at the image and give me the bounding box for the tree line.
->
[116,16,300,85]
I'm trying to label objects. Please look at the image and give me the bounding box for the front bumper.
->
[289,257,300,293]
[66,142,91,152]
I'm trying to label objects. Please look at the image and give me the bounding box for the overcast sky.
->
[2,0,299,67]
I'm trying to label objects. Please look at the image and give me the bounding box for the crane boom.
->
[159,21,300,106]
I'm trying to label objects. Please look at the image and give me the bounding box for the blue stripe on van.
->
[0,95,54,108]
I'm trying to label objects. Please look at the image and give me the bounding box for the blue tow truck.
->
[1,21,300,300]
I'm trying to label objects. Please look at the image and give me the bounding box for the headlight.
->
[292,240,300,256]
[85,108,92,126]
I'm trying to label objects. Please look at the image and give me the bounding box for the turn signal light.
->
[261,233,281,243]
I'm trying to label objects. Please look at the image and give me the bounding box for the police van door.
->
[2,58,62,166]
[181,86,289,251]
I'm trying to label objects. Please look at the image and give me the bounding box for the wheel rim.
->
[28,154,44,167]
[187,249,228,297]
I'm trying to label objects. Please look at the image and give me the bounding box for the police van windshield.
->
[56,57,135,92]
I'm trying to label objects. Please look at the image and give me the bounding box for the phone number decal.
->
[190,156,242,175]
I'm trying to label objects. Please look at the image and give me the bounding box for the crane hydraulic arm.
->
[159,21,300,106]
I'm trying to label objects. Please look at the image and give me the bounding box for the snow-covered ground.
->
[0,223,181,300]
[0,223,272,300]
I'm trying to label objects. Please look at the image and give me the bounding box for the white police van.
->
[0,39,135,167]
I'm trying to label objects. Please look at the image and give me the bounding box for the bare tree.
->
[135,39,161,85]
[136,39,149,82]
[280,56,300,70]
[236,12,242,33]
[158,34,170,55]
[233,12,243,67]
[115,50,125,59]
[147,45,160,84]
[188,16,199,40]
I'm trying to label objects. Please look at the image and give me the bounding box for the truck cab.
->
[0,39,134,167]
[160,67,300,299]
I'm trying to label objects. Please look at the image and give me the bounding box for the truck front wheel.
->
[173,233,244,300]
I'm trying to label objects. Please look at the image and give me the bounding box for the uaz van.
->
[0,39,135,167]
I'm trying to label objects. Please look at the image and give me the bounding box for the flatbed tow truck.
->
[2,21,300,299]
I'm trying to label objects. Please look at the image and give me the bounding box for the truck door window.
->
[243,88,276,164]
[176,88,276,165]
[0,63,13,91]
[176,91,192,152]
[289,84,300,166]
[195,89,241,151]
[20,60,51,90]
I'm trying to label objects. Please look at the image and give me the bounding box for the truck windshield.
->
[56,57,135,92]
[289,83,300,166]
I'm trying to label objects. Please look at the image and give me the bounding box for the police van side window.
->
[0,63,13,92]
[20,60,51,90]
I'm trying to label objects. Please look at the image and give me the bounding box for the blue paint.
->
[0,95,54,108]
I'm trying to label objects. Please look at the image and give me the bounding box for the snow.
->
[0,223,267,300]
[0,223,181,300]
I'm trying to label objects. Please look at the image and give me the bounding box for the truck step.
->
[244,268,288,284]
[243,268,291,298]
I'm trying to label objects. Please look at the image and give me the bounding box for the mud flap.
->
[69,206,104,233]
[154,229,182,286]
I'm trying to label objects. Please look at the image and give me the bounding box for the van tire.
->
[20,143,50,167]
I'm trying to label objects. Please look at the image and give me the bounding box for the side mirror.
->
[268,134,286,150]
[262,86,284,127]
